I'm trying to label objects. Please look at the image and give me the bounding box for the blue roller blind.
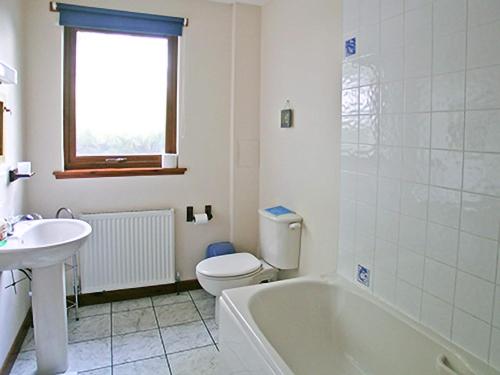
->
[56,3,185,36]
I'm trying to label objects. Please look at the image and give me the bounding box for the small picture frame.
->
[281,109,293,128]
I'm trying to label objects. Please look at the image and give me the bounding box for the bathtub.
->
[218,275,499,375]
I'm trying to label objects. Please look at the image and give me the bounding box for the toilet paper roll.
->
[193,213,209,225]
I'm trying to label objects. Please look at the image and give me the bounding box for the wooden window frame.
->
[63,27,178,170]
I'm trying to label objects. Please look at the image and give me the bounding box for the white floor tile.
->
[189,289,213,301]
[68,314,111,343]
[168,345,219,375]
[160,321,213,354]
[156,301,201,327]
[76,303,111,318]
[194,298,216,319]
[112,307,158,335]
[152,292,191,307]
[112,329,164,365]
[112,297,152,313]
[68,337,111,373]
[113,356,170,375]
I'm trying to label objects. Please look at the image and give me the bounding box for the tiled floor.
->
[11,289,219,375]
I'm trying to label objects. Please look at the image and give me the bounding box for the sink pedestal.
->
[32,262,69,374]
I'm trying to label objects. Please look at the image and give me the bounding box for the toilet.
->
[196,208,302,319]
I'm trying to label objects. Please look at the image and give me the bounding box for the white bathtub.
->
[218,275,499,375]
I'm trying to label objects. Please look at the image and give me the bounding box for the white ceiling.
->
[209,0,269,6]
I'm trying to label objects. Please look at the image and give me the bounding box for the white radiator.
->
[79,209,175,293]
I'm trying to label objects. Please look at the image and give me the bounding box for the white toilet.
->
[196,208,302,318]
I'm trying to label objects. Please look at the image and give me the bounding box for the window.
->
[63,27,178,170]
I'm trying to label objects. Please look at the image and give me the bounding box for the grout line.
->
[151,296,173,375]
[188,291,218,348]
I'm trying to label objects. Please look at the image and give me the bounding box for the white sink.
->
[0,219,92,271]
[0,218,92,374]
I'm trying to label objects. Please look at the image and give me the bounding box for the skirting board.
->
[0,279,201,373]
[0,308,32,375]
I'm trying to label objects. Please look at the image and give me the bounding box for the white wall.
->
[23,0,261,281]
[340,0,500,369]
[0,0,30,367]
[260,0,342,276]
[230,4,261,254]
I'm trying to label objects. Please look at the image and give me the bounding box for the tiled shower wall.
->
[339,0,500,368]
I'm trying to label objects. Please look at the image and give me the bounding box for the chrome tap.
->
[6,213,43,236]
[56,207,75,219]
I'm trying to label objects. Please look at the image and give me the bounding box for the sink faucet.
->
[6,213,43,236]
[56,207,75,219]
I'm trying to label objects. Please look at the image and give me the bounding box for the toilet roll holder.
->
[186,205,213,222]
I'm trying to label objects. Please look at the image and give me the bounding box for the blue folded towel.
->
[206,241,235,258]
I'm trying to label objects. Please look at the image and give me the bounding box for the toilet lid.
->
[196,253,261,278]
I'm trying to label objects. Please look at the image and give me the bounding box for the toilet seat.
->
[196,252,261,278]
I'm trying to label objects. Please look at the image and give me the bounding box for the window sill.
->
[53,167,187,179]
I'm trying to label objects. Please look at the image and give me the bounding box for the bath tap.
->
[56,207,75,219]
[6,213,43,236]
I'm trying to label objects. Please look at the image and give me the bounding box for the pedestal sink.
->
[0,219,92,375]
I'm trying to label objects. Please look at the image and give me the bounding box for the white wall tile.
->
[430,150,463,189]
[341,143,358,172]
[380,114,403,146]
[359,115,378,144]
[400,182,428,219]
[431,112,464,151]
[405,42,432,79]
[342,88,359,114]
[405,0,431,12]
[356,202,377,236]
[378,177,401,212]
[433,0,467,36]
[399,215,427,254]
[338,247,355,279]
[490,327,500,370]
[433,32,466,75]
[359,55,380,86]
[374,272,397,304]
[357,173,377,204]
[468,20,500,69]
[377,208,400,243]
[375,238,398,275]
[402,148,430,184]
[428,187,461,228]
[423,258,456,303]
[380,47,404,83]
[358,144,378,175]
[341,116,358,144]
[341,171,357,202]
[398,248,424,287]
[426,222,459,266]
[465,110,500,153]
[359,0,380,27]
[381,15,404,52]
[340,199,356,248]
[355,233,375,268]
[359,85,380,115]
[461,192,500,240]
[492,288,500,329]
[458,232,498,282]
[343,0,360,33]
[455,271,495,323]
[405,5,432,47]
[463,152,500,197]
[396,279,422,320]
[405,77,431,113]
[467,65,500,110]
[432,72,466,111]
[452,309,491,361]
[403,113,431,148]
[381,81,404,113]
[343,61,360,89]
[468,0,500,28]
[379,146,402,178]
[359,23,380,57]
[381,0,404,20]
[421,293,453,338]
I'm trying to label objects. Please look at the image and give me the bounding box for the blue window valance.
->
[55,2,185,37]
